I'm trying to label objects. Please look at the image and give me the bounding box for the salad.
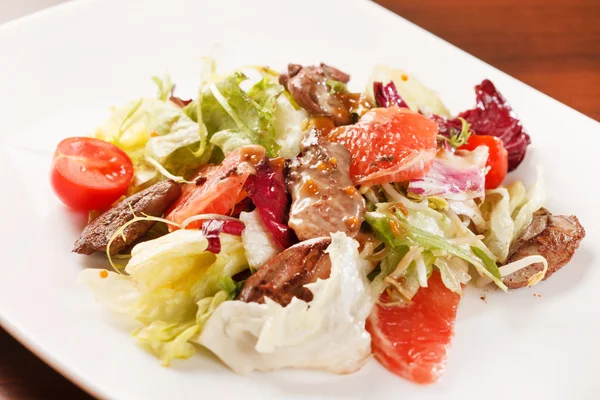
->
[51,60,586,384]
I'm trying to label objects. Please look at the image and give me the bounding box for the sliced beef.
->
[286,136,366,241]
[503,208,585,289]
[279,63,352,126]
[237,237,332,306]
[73,180,182,255]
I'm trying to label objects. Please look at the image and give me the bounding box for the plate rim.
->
[0,1,598,399]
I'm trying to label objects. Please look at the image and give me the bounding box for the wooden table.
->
[375,0,600,121]
[1,1,598,399]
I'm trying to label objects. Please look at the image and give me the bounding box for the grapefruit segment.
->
[327,106,438,186]
[165,145,265,229]
[366,271,460,384]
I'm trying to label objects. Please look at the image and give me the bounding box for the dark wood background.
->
[376,0,600,121]
[1,0,599,399]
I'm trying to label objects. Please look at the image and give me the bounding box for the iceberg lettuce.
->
[95,97,206,191]
[478,167,546,263]
[198,233,373,374]
[239,210,281,270]
[79,229,248,365]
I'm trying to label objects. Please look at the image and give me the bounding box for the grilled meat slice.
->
[286,138,365,241]
[237,237,332,306]
[503,208,585,289]
[73,180,181,255]
[279,63,352,126]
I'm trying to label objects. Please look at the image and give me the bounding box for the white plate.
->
[1,0,599,398]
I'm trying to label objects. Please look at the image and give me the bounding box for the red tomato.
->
[328,106,438,186]
[366,272,460,384]
[166,145,266,229]
[459,135,508,189]
[50,137,134,211]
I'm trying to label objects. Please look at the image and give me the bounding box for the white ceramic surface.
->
[1,0,599,399]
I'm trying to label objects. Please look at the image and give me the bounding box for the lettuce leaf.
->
[203,73,281,157]
[512,167,546,239]
[185,67,307,158]
[210,129,253,155]
[272,93,308,158]
[367,65,451,116]
[481,187,514,263]
[477,168,545,264]
[198,233,373,374]
[365,210,506,290]
[408,146,488,201]
[240,210,281,270]
[435,257,470,295]
[95,97,206,191]
[79,230,248,365]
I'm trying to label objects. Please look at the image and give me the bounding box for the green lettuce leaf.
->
[184,66,308,158]
[365,210,506,290]
[202,73,281,156]
[78,230,248,366]
[210,129,253,155]
[95,97,206,191]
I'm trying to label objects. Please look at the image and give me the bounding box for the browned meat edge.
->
[503,208,585,289]
[237,237,332,306]
[72,180,181,255]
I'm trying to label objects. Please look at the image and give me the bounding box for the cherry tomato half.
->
[50,137,134,211]
[459,135,508,189]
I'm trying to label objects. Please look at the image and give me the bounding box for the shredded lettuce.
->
[365,209,506,291]
[210,129,253,155]
[370,244,437,302]
[435,257,470,295]
[507,181,527,215]
[448,199,486,233]
[79,230,248,365]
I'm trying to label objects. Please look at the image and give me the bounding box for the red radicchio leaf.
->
[169,95,193,108]
[244,160,296,249]
[373,81,409,109]
[202,219,245,254]
[458,79,531,171]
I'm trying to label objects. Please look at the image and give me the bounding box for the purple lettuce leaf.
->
[373,81,410,109]
[202,219,245,253]
[408,147,488,201]
[458,79,530,171]
[244,161,296,249]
